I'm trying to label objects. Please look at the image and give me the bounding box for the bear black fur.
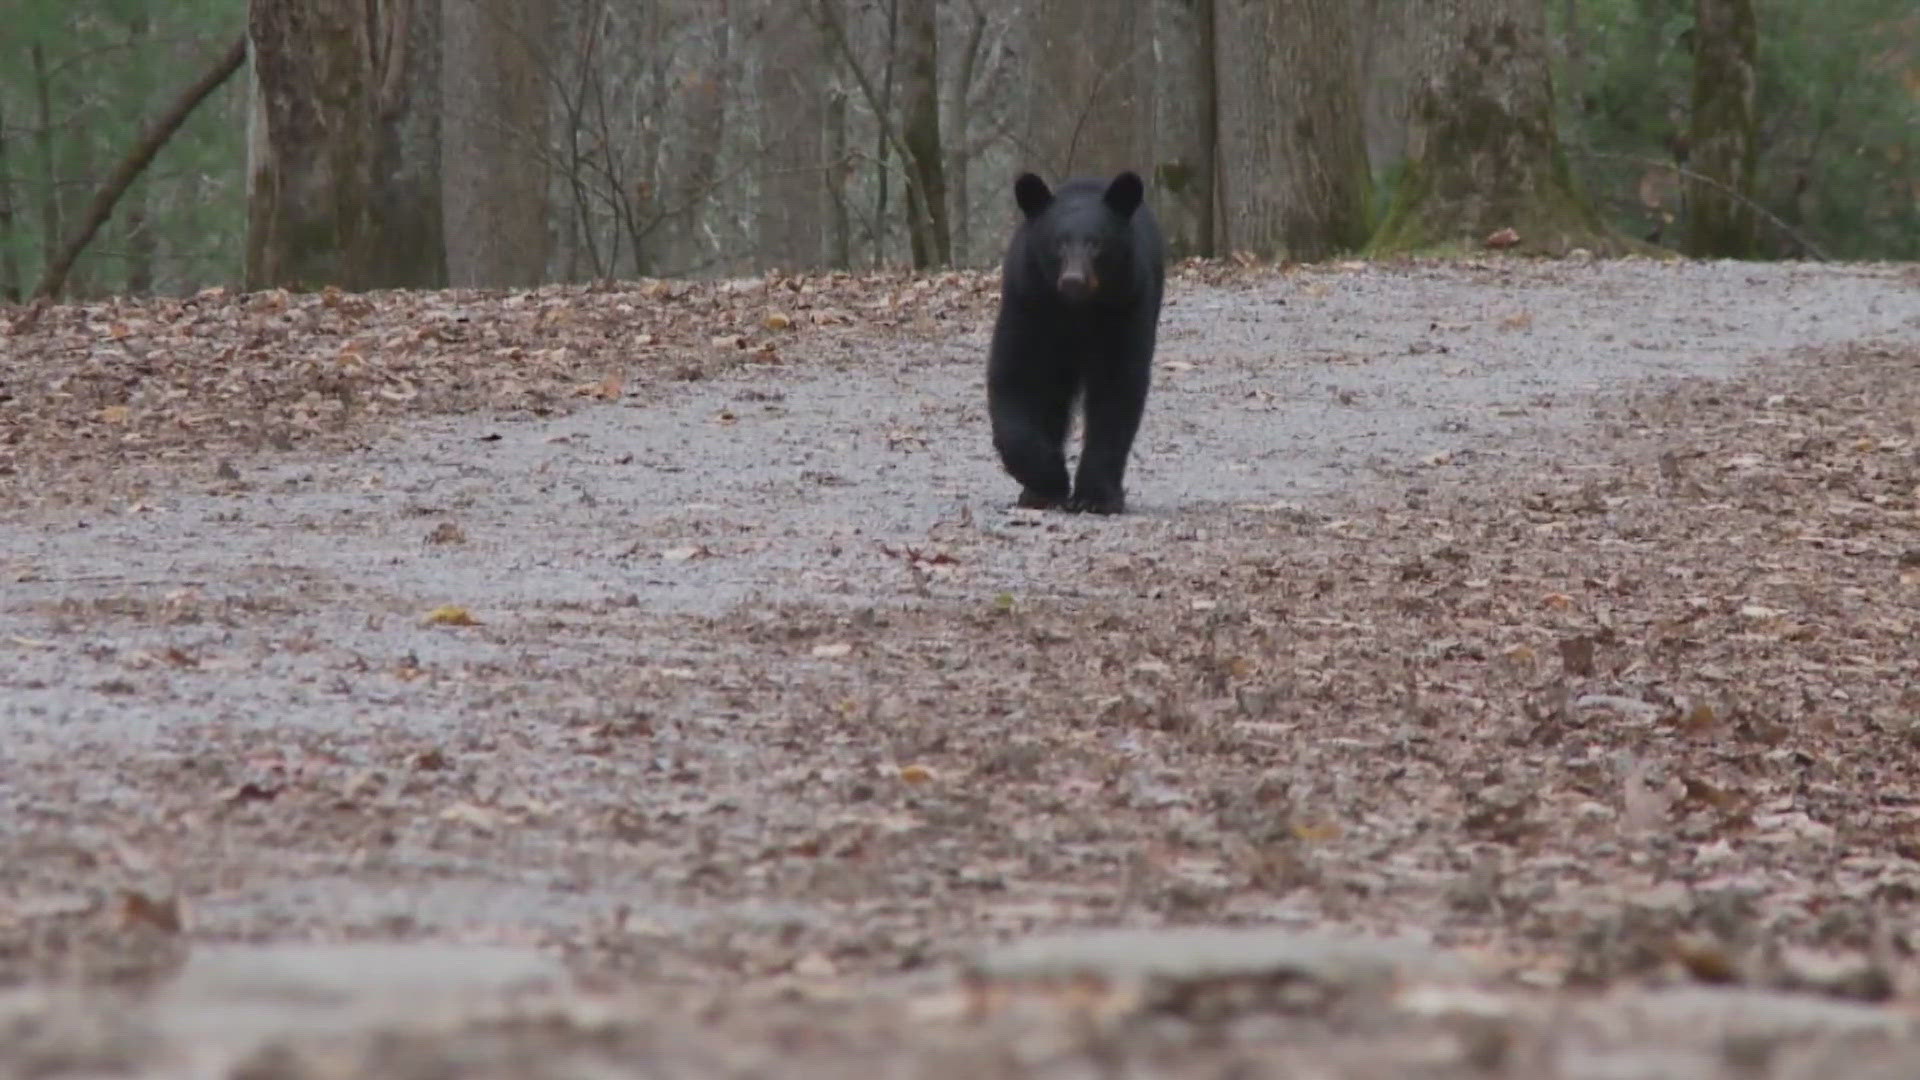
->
[986,171,1165,515]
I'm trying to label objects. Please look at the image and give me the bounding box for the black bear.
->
[987,170,1166,515]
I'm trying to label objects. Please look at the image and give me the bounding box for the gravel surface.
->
[1,257,1917,1077]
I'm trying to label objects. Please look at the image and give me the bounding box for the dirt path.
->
[2,259,1918,1076]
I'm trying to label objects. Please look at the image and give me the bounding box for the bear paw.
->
[1016,488,1065,511]
[1067,491,1126,515]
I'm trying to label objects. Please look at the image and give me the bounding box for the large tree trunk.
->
[443,0,549,286]
[1152,0,1217,258]
[1684,0,1757,258]
[1371,0,1617,255]
[247,0,444,291]
[1358,0,1419,177]
[1026,0,1151,178]
[246,0,379,290]
[378,0,447,288]
[754,0,826,270]
[1214,0,1371,260]
[662,4,731,274]
[897,0,950,267]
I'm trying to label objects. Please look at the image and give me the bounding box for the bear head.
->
[1013,171,1145,305]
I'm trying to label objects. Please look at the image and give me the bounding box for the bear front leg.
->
[1070,358,1150,515]
[989,367,1074,510]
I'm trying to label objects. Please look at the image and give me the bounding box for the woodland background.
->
[0,0,1914,302]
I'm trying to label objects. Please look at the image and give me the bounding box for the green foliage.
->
[0,0,247,298]
[1553,0,1919,259]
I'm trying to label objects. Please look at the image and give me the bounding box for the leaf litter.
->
[0,260,1918,1074]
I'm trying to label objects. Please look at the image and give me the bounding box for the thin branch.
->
[1573,149,1829,260]
[29,34,247,303]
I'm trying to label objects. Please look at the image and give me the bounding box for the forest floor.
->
[2,258,1919,1078]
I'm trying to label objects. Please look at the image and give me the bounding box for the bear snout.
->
[1056,268,1097,302]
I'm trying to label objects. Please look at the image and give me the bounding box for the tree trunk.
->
[897,0,950,267]
[1371,0,1616,255]
[1684,0,1757,258]
[754,0,826,270]
[1358,0,1419,176]
[1152,0,1216,258]
[663,3,731,273]
[1214,0,1371,260]
[824,84,852,269]
[1026,0,1151,179]
[442,0,549,286]
[31,45,62,294]
[0,97,22,302]
[247,0,443,291]
[246,0,379,290]
[871,0,899,267]
[944,5,987,265]
[125,10,157,296]
[377,0,448,288]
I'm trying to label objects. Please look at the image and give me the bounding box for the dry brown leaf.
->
[115,890,183,934]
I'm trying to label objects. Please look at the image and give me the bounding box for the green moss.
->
[1155,161,1195,197]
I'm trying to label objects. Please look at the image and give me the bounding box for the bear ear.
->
[1103,171,1145,217]
[1014,173,1053,218]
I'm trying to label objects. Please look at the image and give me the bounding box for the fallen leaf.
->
[440,802,500,832]
[899,763,935,784]
[223,781,280,805]
[812,642,853,659]
[792,952,838,978]
[115,890,182,934]
[423,605,479,626]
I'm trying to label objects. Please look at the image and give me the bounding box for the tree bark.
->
[1026,0,1151,178]
[1372,0,1617,255]
[943,4,987,265]
[1152,0,1217,258]
[124,10,157,296]
[443,0,549,286]
[1358,0,1418,175]
[1684,0,1757,258]
[824,83,852,269]
[247,0,443,291]
[31,45,62,292]
[897,0,951,267]
[1214,0,1371,260]
[754,0,826,270]
[246,0,379,290]
[377,0,448,288]
[0,96,21,302]
[662,3,731,273]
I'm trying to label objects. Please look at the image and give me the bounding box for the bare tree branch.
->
[29,34,247,304]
